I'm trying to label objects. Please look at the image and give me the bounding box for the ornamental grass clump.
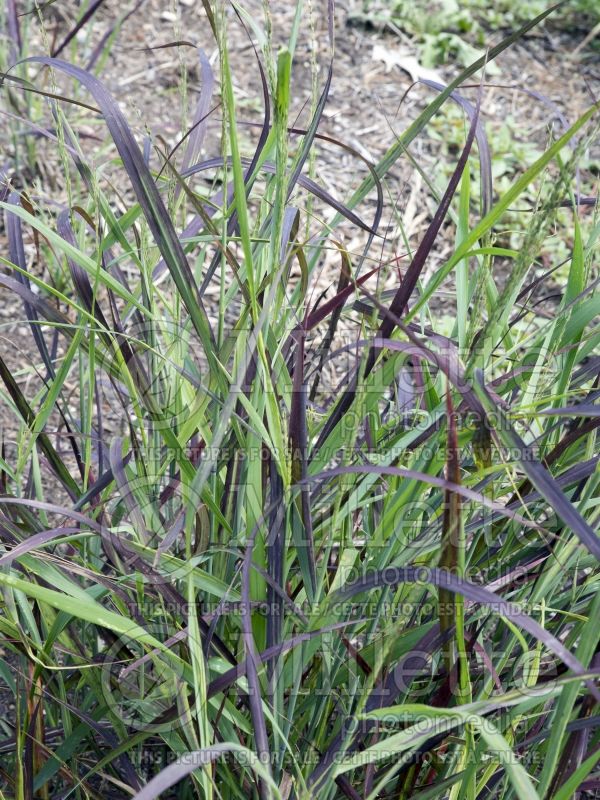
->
[0,2,599,798]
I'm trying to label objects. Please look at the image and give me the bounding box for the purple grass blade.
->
[0,526,80,566]
[73,454,132,510]
[6,0,21,63]
[420,79,492,216]
[0,274,74,334]
[131,744,266,800]
[303,266,380,331]
[537,405,600,416]
[93,379,105,475]
[377,87,481,340]
[57,209,112,328]
[175,48,214,201]
[51,0,106,58]
[0,497,106,530]
[23,700,40,800]
[309,245,352,400]
[289,332,317,597]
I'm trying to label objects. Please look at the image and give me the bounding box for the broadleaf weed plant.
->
[0,1,599,798]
